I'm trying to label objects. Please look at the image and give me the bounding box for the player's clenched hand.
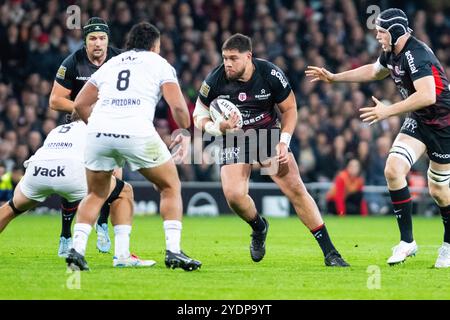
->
[360,96,392,125]
[276,142,289,165]
[305,66,335,83]
[219,111,241,133]
[170,133,191,164]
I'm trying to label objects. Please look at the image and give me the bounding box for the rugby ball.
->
[209,98,243,128]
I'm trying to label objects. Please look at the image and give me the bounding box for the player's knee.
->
[158,180,181,198]
[428,183,450,205]
[428,168,450,205]
[384,160,407,182]
[386,143,416,182]
[224,189,246,207]
[121,182,134,200]
[284,180,307,199]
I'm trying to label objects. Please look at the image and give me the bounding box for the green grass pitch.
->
[0,214,449,300]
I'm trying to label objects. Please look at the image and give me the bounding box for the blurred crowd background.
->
[0,0,449,213]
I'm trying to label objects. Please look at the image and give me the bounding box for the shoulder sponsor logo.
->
[75,76,90,81]
[270,69,288,88]
[405,50,418,74]
[33,166,66,177]
[199,82,210,98]
[56,66,67,79]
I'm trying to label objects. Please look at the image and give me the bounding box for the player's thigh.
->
[270,153,307,195]
[138,158,181,192]
[85,169,113,198]
[220,163,252,198]
[13,182,39,212]
[112,168,123,179]
[84,133,125,172]
[123,135,172,172]
[386,133,426,175]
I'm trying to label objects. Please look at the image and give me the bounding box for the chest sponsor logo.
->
[270,69,288,88]
[56,66,67,79]
[243,113,265,126]
[255,89,271,100]
[33,166,65,177]
[401,118,417,133]
[405,50,418,74]
[238,92,247,102]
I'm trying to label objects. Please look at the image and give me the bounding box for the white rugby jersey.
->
[24,121,87,166]
[87,50,178,136]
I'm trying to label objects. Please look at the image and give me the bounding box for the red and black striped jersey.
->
[378,36,450,129]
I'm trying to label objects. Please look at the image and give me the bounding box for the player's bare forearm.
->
[334,64,383,82]
[49,96,74,112]
[193,116,211,131]
[162,82,190,129]
[277,91,297,135]
[386,76,436,116]
[49,81,74,112]
[73,82,98,123]
[279,106,297,135]
[171,107,191,129]
[387,92,435,117]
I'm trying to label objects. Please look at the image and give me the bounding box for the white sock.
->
[73,223,92,256]
[163,220,182,254]
[114,225,131,259]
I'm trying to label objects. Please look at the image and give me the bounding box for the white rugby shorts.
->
[84,133,172,171]
[19,159,87,202]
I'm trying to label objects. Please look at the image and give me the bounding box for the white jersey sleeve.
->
[86,50,180,136]
[159,61,178,86]
[24,121,87,167]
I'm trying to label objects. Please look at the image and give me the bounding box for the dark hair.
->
[222,33,252,53]
[125,22,160,51]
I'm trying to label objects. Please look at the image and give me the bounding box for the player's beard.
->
[225,67,246,81]
[91,48,105,57]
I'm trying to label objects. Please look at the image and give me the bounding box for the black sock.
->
[439,205,450,244]
[389,186,414,243]
[97,201,110,226]
[60,199,80,238]
[247,214,266,232]
[311,224,336,256]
